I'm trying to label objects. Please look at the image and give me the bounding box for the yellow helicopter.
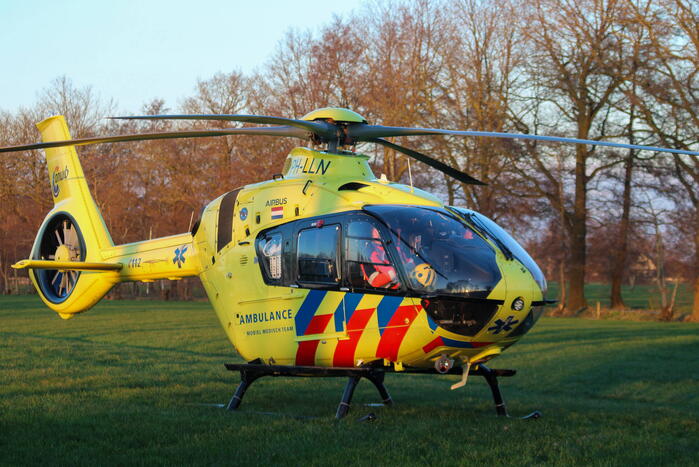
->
[3,107,697,419]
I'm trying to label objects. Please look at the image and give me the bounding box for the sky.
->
[0,0,366,113]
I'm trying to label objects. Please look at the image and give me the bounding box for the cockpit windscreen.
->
[365,206,501,298]
[449,207,547,294]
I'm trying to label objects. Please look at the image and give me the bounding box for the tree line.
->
[1,0,697,320]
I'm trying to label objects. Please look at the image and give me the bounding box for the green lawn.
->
[546,282,694,317]
[1,295,698,465]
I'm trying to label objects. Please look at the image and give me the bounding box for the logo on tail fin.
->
[51,166,69,197]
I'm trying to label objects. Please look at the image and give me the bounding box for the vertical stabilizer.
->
[27,116,117,318]
[36,116,113,250]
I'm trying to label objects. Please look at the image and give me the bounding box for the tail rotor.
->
[34,213,86,303]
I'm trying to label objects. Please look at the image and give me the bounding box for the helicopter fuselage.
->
[193,147,547,369]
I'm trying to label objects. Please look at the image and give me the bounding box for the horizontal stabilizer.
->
[12,259,123,271]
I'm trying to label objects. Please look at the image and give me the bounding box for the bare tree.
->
[433,0,528,219]
[513,0,632,312]
[630,0,699,320]
[608,4,656,309]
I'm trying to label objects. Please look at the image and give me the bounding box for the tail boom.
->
[101,233,200,282]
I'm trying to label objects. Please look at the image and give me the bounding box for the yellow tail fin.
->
[29,116,118,318]
[28,116,200,319]
[38,116,114,249]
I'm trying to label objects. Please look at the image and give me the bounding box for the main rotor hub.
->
[301,108,367,151]
[301,107,367,124]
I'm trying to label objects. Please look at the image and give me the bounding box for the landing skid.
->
[224,362,392,419]
[224,361,539,419]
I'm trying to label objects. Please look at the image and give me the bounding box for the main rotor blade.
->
[111,114,336,139]
[0,126,309,153]
[351,126,699,157]
[370,138,486,186]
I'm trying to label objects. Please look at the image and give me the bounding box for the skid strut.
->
[470,364,541,419]
[224,363,392,419]
[471,364,513,416]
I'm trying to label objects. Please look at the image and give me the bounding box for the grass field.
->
[1,295,698,466]
[546,282,694,318]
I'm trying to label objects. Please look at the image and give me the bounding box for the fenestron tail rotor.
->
[61,220,80,296]
[36,214,85,301]
[2,107,698,187]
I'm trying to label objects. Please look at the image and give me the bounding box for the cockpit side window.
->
[297,224,341,285]
[345,219,401,291]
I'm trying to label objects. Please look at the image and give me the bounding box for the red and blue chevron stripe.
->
[293,289,488,366]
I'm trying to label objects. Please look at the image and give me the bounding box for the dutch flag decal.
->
[271,206,283,220]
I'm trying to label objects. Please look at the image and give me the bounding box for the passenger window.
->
[346,220,401,290]
[258,233,283,280]
[297,224,340,284]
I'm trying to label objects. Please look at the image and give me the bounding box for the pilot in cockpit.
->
[420,216,456,273]
[360,228,399,289]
